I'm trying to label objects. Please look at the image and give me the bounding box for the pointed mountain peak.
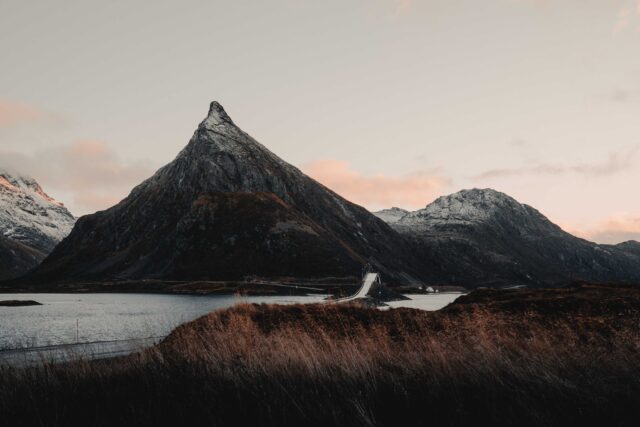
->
[173,100,275,166]
[200,101,235,129]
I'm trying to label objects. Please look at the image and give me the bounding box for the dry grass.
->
[2,285,640,426]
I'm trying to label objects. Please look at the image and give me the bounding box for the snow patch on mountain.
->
[376,188,567,244]
[0,169,75,253]
[398,189,520,225]
[392,188,559,235]
[372,207,409,224]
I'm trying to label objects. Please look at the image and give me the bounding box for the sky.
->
[1,0,640,244]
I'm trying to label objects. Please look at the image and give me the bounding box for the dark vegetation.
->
[1,284,639,426]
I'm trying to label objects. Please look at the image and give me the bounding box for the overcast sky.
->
[1,0,640,243]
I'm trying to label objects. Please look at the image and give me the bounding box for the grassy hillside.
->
[1,284,639,426]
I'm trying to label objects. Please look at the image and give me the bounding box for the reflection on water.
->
[0,292,462,349]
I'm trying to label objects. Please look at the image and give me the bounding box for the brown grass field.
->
[1,283,640,427]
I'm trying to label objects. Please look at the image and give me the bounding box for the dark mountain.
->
[615,241,640,257]
[374,189,640,287]
[24,102,424,285]
[0,170,75,280]
[0,235,43,280]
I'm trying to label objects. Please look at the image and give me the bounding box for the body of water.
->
[0,292,462,352]
[386,294,463,311]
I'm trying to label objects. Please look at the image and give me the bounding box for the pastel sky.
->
[1,0,640,244]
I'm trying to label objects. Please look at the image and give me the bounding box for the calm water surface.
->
[387,294,463,311]
[0,293,461,350]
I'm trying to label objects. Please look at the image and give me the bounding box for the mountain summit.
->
[0,170,75,280]
[26,102,423,284]
[396,189,565,236]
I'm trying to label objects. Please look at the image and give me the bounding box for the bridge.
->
[331,272,380,303]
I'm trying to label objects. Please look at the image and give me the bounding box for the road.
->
[332,273,379,303]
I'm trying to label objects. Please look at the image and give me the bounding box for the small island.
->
[0,300,42,307]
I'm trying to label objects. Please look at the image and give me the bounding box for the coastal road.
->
[332,273,379,303]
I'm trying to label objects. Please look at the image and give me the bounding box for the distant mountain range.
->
[0,171,75,280]
[3,103,640,288]
[373,189,640,287]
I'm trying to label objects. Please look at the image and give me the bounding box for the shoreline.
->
[0,281,344,296]
[0,279,467,296]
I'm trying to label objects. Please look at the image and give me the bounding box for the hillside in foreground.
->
[2,283,639,426]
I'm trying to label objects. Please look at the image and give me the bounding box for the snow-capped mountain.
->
[378,188,640,287]
[25,102,423,284]
[372,207,409,224]
[0,170,75,280]
[395,189,565,235]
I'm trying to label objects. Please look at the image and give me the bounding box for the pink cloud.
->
[0,141,154,215]
[396,0,413,11]
[561,215,640,244]
[57,141,151,193]
[302,159,449,210]
[0,100,62,127]
[614,0,640,34]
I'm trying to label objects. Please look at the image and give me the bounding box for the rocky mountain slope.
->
[370,207,408,224]
[0,235,43,280]
[615,240,640,257]
[0,171,75,280]
[24,102,424,285]
[374,189,640,287]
